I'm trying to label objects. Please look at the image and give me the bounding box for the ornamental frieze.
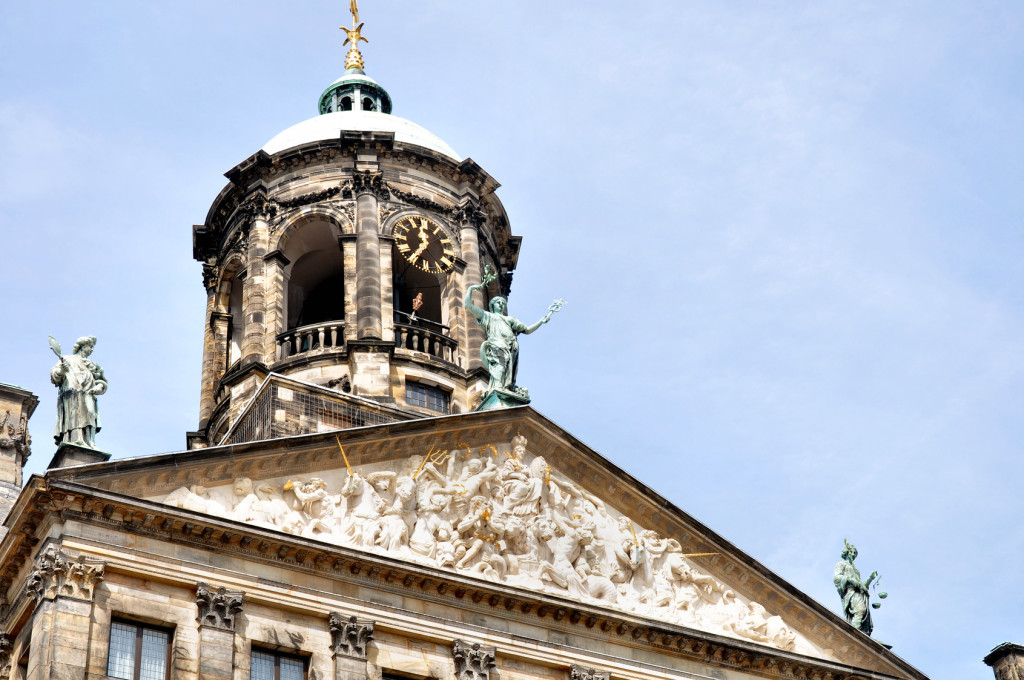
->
[25,546,104,602]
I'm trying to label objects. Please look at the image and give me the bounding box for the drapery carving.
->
[451,640,495,680]
[196,583,244,630]
[25,546,104,602]
[329,613,374,658]
[159,436,804,653]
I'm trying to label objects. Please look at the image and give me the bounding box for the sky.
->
[1,2,1022,678]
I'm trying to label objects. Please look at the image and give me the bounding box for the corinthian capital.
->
[196,583,244,631]
[328,613,374,659]
[569,666,609,680]
[25,546,104,603]
[451,640,496,680]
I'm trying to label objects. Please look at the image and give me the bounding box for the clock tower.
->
[189,12,521,447]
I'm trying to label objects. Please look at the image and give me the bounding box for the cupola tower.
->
[190,7,520,447]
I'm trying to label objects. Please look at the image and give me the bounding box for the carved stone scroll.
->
[452,640,496,680]
[329,613,374,659]
[25,546,104,602]
[195,583,244,630]
[569,666,609,680]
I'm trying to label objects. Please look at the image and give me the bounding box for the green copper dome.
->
[318,68,393,115]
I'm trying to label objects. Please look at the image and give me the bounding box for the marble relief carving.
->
[159,435,806,653]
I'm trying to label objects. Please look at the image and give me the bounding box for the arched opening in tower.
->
[392,248,444,327]
[281,220,346,351]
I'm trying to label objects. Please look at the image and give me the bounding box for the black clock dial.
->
[393,216,456,274]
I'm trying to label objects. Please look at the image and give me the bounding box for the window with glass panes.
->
[107,621,171,680]
[405,382,450,413]
[250,649,306,680]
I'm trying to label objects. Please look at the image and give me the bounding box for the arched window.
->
[393,252,443,325]
[362,97,375,111]
[341,96,352,111]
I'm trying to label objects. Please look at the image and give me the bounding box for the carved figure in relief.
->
[49,335,107,448]
[157,433,810,654]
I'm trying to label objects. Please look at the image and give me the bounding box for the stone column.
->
[25,547,104,680]
[340,234,359,342]
[329,614,373,680]
[459,224,485,371]
[984,643,1024,680]
[195,583,244,680]
[451,640,495,680]
[241,207,271,365]
[355,190,382,340]
[197,266,222,427]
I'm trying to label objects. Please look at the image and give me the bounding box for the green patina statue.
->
[48,335,107,449]
[834,539,886,636]
[464,264,564,410]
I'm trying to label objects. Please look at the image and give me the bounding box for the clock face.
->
[393,215,457,274]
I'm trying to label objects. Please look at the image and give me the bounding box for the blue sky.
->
[2,2,1022,678]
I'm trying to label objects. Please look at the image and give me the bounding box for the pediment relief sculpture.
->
[154,435,810,655]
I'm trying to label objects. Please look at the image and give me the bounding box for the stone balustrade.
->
[276,321,345,361]
[394,322,458,364]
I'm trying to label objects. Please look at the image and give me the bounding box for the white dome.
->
[263,111,461,161]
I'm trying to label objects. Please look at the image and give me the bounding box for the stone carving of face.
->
[233,478,254,497]
[466,459,482,475]
[533,518,555,542]
[372,477,390,493]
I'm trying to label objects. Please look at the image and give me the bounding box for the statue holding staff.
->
[464,264,564,406]
[48,335,107,448]
[833,539,880,635]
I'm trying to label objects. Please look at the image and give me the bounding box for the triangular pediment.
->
[46,407,920,678]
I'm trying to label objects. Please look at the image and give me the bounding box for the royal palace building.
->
[0,10,934,680]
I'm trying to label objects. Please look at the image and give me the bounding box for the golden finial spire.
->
[341,0,368,71]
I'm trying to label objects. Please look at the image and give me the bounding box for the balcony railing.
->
[394,317,458,364]
[276,321,345,361]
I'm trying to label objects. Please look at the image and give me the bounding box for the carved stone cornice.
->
[328,613,373,659]
[25,546,104,603]
[195,583,244,631]
[452,640,496,680]
[568,666,609,680]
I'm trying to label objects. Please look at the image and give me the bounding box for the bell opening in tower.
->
[280,219,346,352]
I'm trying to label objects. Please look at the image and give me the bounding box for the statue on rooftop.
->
[464,264,564,410]
[48,335,107,449]
[833,539,880,635]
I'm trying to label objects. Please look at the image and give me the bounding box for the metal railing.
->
[276,321,345,361]
[394,322,458,364]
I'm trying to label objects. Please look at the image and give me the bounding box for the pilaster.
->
[196,583,244,680]
[985,643,1024,680]
[329,614,373,680]
[261,250,289,364]
[198,275,222,427]
[355,189,382,340]
[459,224,484,371]
[241,200,272,364]
[25,547,104,680]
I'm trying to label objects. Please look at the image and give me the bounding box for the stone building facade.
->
[0,19,931,680]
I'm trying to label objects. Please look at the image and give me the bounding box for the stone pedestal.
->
[46,443,111,470]
[477,388,530,411]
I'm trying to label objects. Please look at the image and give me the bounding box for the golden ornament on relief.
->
[393,215,457,274]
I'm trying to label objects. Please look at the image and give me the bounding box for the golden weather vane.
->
[340,0,368,70]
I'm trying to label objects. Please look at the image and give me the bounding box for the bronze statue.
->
[833,539,882,635]
[49,335,107,448]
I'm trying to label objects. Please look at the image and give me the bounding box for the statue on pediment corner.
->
[833,539,878,635]
[48,335,107,449]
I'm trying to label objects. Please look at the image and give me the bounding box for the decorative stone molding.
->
[329,613,374,659]
[202,263,219,291]
[0,410,30,462]
[195,583,244,631]
[25,546,104,603]
[451,640,496,680]
[569,666,609,680]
